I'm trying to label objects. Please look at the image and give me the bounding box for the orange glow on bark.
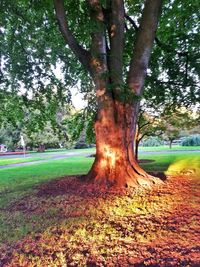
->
[99,145,120,169]
[110,24,116,37]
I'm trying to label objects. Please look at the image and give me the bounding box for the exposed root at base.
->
[84,168,164,190]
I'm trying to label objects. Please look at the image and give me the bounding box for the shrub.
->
[181,135,200,146]
[141,137,164,147]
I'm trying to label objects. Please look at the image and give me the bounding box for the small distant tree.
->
[161,108,197,148]
[135,106,197,159]
[135,109,164,160]
[25,122,61,152]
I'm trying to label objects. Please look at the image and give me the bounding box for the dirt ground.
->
[0,171,199,266]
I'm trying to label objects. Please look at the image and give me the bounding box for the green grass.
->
[139,153,200,174]
[0,152,199,246]
[0,157,93,208]
[27,145,200,154]
[1,146,199,167]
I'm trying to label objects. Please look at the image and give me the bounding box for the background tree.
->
[25,122,62,152]
[161,108,198,148]
[0,122,21,151]
[135,107,164,160]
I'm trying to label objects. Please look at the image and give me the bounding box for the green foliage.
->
[141,136,163,147]
[1,0,199,110]
[145,0,200,108]
[0,104,73,150]
[181,135,200,146]
[66,109,96,146]
[0,123,21,150]
[161,108,197,143]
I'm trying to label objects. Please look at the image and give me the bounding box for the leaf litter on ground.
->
[0,171,199,266]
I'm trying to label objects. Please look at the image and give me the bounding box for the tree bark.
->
[37,144,45,152]
[86,97,158,188]
[169,140,172,149]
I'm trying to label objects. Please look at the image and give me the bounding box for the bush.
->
[141,137,164,147]
[74,142,89,149]
[181,135,200,146]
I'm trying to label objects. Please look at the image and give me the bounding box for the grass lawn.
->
[0,145,199,167]
[0,152,199,266]
[0,157,93,208]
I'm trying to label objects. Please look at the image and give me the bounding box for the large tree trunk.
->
[86,97,156,188]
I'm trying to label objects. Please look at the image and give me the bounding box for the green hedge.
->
[141,137,164,147]
[181,135,200,146]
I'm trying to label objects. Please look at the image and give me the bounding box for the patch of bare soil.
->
[0,173,199,267]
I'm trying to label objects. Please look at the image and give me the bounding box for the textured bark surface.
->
[86,100,159,188]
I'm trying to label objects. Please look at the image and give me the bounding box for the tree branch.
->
[108,0,125,86]
[125,14,138,31]
[87,0,108,82]
[138,121,151,131]
[127,0,162,95]
[54,0,91,73]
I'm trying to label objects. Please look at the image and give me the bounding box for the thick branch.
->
[87,0,108,84]
[108,0,125,86]
[127,0,162,95]
[138,121,151,131]
[54,0,91,73]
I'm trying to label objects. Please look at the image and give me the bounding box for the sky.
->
[71,87,86,110]
[53,64,86,110]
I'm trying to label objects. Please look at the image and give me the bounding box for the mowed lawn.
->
[0,152,200,266]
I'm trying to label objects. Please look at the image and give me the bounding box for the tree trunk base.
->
[85,157,163,189]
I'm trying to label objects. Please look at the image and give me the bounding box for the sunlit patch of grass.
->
[166,156,200,177]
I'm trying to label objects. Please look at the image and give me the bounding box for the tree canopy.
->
[0,0,199,110]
